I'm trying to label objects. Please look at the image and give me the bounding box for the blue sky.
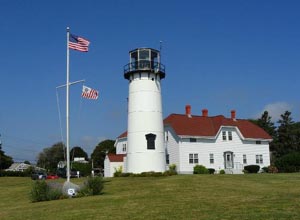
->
[1,0,300,163]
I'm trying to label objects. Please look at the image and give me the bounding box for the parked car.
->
[56,168,79,178]
[46,174,59,180]
[31,171,47,180]
[70,169,80,178]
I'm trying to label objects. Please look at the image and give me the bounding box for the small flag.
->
[82,85,99,100]
[69,34,90,52]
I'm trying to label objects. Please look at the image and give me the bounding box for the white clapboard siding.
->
[104,155,124,178]
[115,138,127,154]
[165,126,180,168]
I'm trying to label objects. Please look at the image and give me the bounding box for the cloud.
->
[255,102,293,122]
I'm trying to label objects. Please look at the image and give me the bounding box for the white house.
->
[5,162,31,172]
[163,106,272,174]
[104,106,272,176]
[104,154,126,178]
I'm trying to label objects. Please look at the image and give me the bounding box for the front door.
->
[224,152,234,169]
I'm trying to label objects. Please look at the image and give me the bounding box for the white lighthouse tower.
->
[124,48,166,173]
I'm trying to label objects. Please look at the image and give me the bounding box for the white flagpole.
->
[66,27,71,182]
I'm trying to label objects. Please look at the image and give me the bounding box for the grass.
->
[0,174,300,220]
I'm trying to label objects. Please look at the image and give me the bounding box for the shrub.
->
[219,169,225,174]
[139,171,163,177]
[169,164,177,172]
[30,180,49,202]
[208,168,215,174]
[78,176,104,196]
[163,170,177,176]
[30,180,65,202]
[163,164,177,176]
[193,165,209,174]
[115,171,170,177]
[113,166,123,177]
[244,165,260,173]
[0,170,29,177]
[260,165,278,173]
[275,152,300,173]
[268,165,278,173]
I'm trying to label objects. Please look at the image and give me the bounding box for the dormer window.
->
[228,131,232,140]
[222,131,233,141]
[222,131,227,141]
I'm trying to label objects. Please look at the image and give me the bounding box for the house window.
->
[222,131,233,141]
[256,155,263,164]
[122,144,126,152]
[256,140,261,144]
[145,133,156,150]
[166,154,169,165]
[209,153,214,164]
[190,138,196,142]
[189,153,198,164]
[243,154,247,164]
[222,131,227,141]
[228,131,233,141]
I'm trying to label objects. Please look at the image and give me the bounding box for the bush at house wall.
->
[208,168,215,174]
[219,169,225,174]
[244,165,260,173]
[193,165,209,174]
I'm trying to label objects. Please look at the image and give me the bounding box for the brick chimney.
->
[231,110,236,121]
[185,105,192,118]
[202,109,208,117]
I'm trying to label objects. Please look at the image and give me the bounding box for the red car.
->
[46,174,59,180]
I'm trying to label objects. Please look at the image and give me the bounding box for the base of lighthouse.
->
[126,151,166,173]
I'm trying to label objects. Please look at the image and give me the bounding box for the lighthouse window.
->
[145,133,156,150]
[139,49,149,60]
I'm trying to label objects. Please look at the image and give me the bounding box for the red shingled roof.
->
[116,113,272,140]
[118,131,127,138]
[107,154,126,162]
[163,114,272,140]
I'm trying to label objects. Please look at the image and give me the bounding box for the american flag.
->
[82,85,99,100]
[69,34,90,52]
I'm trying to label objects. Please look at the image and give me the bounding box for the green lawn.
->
[0,174,300,220]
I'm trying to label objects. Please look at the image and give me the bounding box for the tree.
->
[70,146,88,161]
[273,111,299,158]
[0,153,13,170]
[250,111,278,161]
[250,111,277,138]
[0,140,13,170]
[91,139,115,169]
[37,142,65,172]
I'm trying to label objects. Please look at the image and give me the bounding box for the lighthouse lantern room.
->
[124,48,166,173]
